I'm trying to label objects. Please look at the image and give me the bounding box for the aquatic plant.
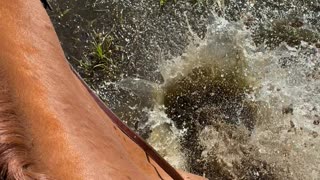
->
[78,30,124,85]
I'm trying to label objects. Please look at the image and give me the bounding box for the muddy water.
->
[146,18,320,179]
[48,0,320,179]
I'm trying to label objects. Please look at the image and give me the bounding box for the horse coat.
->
[0,0,205,179]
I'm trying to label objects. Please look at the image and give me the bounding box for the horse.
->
[0,0,205,179]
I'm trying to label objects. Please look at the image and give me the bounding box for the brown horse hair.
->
[0,77,48,180]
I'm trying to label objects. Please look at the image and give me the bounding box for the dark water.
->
[48,0,320,179]
[48,0,215,132]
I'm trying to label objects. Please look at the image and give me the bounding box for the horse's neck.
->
[0,1,173,179]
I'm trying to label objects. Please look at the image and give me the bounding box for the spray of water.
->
[145,16,320,179]
[48,0,320,179]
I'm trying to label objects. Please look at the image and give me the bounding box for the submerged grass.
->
[78,30,124,86]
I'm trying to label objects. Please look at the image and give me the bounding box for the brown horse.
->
[0,0,205,179]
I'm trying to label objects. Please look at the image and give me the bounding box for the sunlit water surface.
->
[49,0,320,179]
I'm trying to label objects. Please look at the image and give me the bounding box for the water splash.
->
[146,16,320,179]
[48,0,320,179]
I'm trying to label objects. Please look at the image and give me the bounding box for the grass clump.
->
[78,30,124,85]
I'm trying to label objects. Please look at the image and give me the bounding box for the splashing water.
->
[145,16,320,179]
[48,0,320,179]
